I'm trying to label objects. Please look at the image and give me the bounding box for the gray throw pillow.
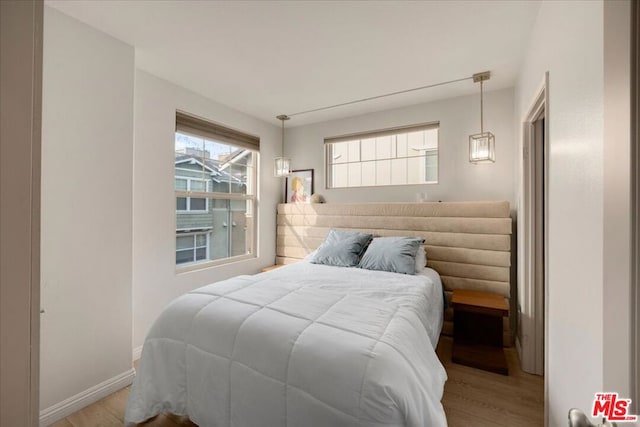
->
[311,229,373,267]
[358,236,425,275]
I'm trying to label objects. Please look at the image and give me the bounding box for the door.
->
[520,78,548,376]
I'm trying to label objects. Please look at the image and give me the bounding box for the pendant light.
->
[274,114,291,177]
[469,71,495,164]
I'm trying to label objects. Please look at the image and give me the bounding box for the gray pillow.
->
[311,229,373,267]
[415,246,427,272]
[358,236,425,275]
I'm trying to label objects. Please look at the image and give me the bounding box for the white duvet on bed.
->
[125,262,448,427]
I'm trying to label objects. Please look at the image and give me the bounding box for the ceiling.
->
[47,0,541,127]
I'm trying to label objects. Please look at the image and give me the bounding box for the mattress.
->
[125,262,447,426]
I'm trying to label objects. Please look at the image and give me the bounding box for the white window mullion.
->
[192,234,197,263]
[206,232,210,260]
[205,181,209,211]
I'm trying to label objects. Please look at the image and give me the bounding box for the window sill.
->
[175,253,256,275]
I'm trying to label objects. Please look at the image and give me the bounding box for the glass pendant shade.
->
[469,72,495,164]
[274,156,291,177]
[469,131,495,163]
[275,114,291,177]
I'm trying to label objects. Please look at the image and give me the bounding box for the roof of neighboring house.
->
[174,153,246,185]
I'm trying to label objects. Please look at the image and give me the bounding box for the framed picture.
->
[285,169,314,203]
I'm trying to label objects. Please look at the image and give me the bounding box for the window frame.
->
[324,122,439,189]
[174,113,259,273]
[175,163,258,273]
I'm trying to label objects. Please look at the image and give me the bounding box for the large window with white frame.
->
[325,123,438,188]
[175,111,259,269]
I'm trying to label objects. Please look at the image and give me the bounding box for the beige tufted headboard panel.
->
[276,201,512,344]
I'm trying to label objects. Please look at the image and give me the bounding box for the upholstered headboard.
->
[276,201,512,343]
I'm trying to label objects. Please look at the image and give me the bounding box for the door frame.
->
[0,1,43,425]
[520,73,549,377]
[632,0,639,410]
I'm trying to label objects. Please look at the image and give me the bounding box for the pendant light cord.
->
[283,75,474,118]
[480,80,484,134]
[276,72,489,127]
[276,114,290,156]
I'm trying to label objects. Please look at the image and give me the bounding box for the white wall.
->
[515,1,604,425]
[40,5,134,414]
[285,88,516,205]
[132,71,281,351]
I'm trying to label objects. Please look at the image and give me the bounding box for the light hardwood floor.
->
[53,337,543,426]
[437,337,544,426]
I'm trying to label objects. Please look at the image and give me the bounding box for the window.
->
[325,123,439,188]
[175,111,259,269]
[176,232,210,264]
[175,177,209,212]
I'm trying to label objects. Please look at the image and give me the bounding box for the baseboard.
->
[39,368,136,426]
[133,345,143,362]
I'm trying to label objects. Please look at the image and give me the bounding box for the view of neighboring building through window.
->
[176,232,209,264]
[325,123,439,188]
[175,177,209,211]
[174,112,258,268]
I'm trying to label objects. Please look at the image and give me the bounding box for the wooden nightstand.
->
[260,264,284,273]
[451,289,509,375]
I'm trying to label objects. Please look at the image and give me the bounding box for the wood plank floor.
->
[53,337,543,426]
[437,337,544,427]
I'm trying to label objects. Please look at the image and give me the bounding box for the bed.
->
[125,201,512,427]
[275,202,513,343]
[125,260,446,426]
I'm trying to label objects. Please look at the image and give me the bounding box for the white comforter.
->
[125,262,448,427]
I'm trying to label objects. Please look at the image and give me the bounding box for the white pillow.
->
[415,246,427,272]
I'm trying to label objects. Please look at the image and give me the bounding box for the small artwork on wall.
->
[285,169,314,203]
